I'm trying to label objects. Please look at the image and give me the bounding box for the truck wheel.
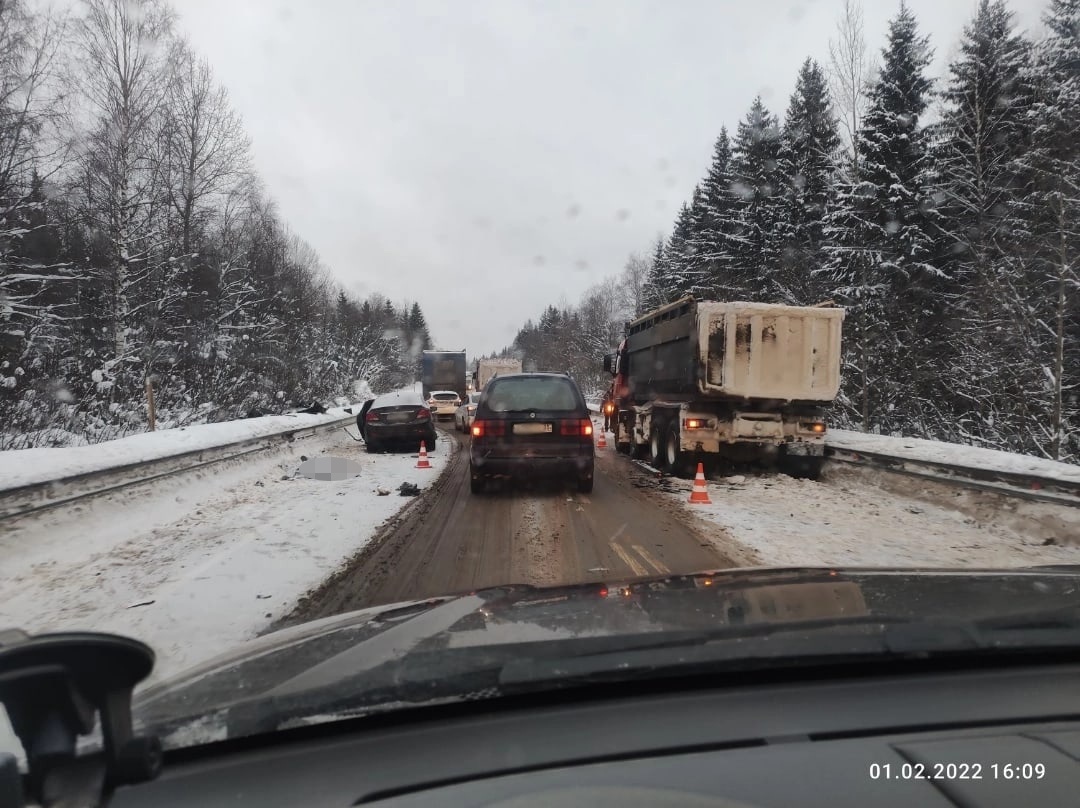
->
[665,428,690,477]
[649,428,666,468]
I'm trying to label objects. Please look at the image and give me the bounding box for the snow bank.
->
[828,429,1080,484]
[1,427,454,682]
[674,472,1080,569]
[0,405,363,491]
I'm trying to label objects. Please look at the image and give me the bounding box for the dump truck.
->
[602,297,844,478]
[421,350,467,400]
[473,357,523,390]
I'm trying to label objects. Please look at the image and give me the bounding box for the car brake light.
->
[559,418,593,437]
[417,408,431,420]
[365,411,380,422]
[801,422,826,434]
[472,420,505,438]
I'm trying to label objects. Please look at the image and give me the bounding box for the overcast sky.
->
[171,0,1044,356]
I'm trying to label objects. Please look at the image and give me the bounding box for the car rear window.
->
[432,393,458,400]
[484,378,581,412]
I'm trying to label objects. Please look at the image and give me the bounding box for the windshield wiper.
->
[498,618,1080,689]
[157,614,1080,743]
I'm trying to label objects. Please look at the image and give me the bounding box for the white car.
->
[427,390,461,420]
[455,392,482,432]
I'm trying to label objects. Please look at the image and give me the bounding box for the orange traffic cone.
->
[596,429,607,449]
[416,441,432,469]
[688,463,711,504]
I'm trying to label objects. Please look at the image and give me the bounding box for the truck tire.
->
[649,428,666,468]
[665,427,691,477]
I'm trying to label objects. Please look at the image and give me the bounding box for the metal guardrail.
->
[1,415,357,522]
[824,445,1080,508]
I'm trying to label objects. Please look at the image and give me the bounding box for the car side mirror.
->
[602,353,615,376]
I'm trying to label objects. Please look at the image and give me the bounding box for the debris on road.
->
[398,482,421,496]
[376,487,390,496]
[126,600,155,609]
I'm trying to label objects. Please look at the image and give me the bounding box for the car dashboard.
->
[111,661,1080,807]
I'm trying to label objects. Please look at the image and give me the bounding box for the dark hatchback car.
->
[469,373,594,494]
[359,390,438,453]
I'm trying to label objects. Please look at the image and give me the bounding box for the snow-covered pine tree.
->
[934,0,1037,452]
[776,58,842,305]
[664,192,710,300]
[692,129,741,300]
[826,2,939,436]
[641,235,670,311]
[730,96,784,300]
[1017,0,1080,461]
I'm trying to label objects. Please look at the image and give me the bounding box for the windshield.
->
[2,0,1078,758]
[483,377,581,412]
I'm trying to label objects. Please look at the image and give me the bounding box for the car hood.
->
[134,566,1080,746]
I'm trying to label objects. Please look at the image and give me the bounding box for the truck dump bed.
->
[625,298,843,403]
[475,358,523,389]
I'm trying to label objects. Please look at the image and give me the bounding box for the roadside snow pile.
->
[674,473,1080,569]
[0,429,453,682]
[0,405,364,491]
[828,429,1080,483]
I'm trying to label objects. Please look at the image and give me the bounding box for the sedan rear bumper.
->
[367,423,436,442]
[470,450,593,479]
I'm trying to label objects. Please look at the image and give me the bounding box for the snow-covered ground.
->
[574,412,1080,568]
[1,397,451,682]
[665,468,1080,568]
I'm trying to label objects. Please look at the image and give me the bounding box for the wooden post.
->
[145,377,156,432]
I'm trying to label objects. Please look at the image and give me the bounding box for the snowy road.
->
[6,409,1080,689]
[279,423,743,625]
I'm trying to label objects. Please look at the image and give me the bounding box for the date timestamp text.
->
[869,763,1046,781]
